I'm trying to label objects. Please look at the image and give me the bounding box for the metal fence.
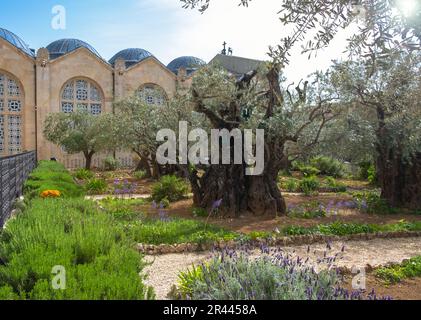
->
[0,151,37,227]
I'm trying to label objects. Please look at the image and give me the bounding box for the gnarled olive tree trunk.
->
[187,67,287,217]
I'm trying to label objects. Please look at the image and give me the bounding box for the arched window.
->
[0,72,23,156]
[60,78,103,115]
[137,83,167,106]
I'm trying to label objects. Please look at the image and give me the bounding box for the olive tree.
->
[181,65,339,216]
[43,111,116,169]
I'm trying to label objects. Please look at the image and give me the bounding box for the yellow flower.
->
[40,190,61,198]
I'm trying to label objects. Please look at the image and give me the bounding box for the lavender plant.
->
[176,245,390,300]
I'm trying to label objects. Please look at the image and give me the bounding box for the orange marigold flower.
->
[40,190,61,198]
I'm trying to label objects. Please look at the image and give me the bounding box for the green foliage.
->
[99,197,146,221]
[0,198,154,300]
[281,220,421,237]
[367,165,377,185]
[73,169,94,180]
[298,165,320,177]
[85,179,108,194]
[287,201,326,219]
[352,191,396,214]
[325,177,347,193]
[133,170,147,180]
[375,256,421,284]
[24,161,84,200]
[192,207,208,218]
[281,178,300,192]
[177,265,204,299]
[299,176,320,195]
[310,156,346,178]
[152,175,189,202]
[104,156,120,171]
[124,218,238,245]
[174,250,365,300]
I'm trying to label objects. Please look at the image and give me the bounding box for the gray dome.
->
[167,56,206,75]
[109,48,153,68]
[46,39,102,59]
[0,27,34,57]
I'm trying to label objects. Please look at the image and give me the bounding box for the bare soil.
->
[139,195,421,234]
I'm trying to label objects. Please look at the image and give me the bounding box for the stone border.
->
[136,230,421,255]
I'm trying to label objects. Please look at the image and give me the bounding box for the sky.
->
[0,0,357,82]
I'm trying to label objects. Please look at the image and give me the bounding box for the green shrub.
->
[192,207,209,218]
[173,250,378,300]
[152,175,189,202]
[74,169,94,180]
[85,179,108,194]
[287,201,326,219]
[298,165,320,177]
[367,165,377,185]
[133,170,147,180]
[352,191,396,214]
[24,161,84,199]
[124,218,237,245]
[0,198,154,300]
[299,176,320,195]
[104,156,120,171]
[310,156,346,178]
[282,178,300,192]
[325,177,347,193]
[375,256,421,284]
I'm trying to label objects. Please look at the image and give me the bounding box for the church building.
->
[0,27,262,168]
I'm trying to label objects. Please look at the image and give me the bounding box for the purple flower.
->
[212,199,223,211]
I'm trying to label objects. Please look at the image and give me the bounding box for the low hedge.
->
[24,161,84,199]
[0,198,154,300]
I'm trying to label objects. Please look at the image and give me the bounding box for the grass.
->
[375,256,421,284]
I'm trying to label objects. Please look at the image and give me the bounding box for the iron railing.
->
[0,151,37,227]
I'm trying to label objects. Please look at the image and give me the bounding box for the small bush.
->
[352,191,396,214]
[299,176,320,195]
[152,175,189,202]
[325,177,347,193]
[85,179,108,194]
[74,169,94,180]
[282,178,300,192]
[173,249,384,300]
[133,170,147,180]
[310,156,346,178]
[375,256,421,284]
[104,156,120,171]
[298,165,320,177]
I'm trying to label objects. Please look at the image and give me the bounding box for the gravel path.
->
[143,237,421,300]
